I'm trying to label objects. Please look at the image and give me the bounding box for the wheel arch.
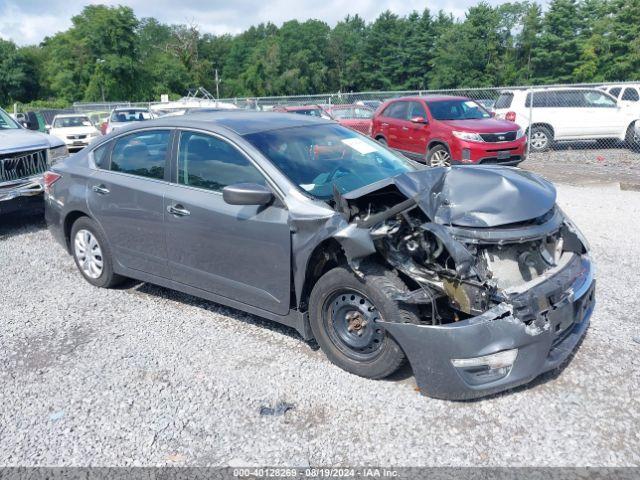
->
[298,238,349,313]
[527,122,555,138]
[427,139,451,152]
[63,210,91,252]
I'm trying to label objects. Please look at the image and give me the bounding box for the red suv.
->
[371,96,527,167]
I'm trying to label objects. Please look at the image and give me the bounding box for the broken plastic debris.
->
[259,402,295,416]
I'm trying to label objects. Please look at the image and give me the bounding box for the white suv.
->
[494,87,640,151]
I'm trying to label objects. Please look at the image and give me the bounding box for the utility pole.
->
[96,58,106,103]
[214,69,220,99]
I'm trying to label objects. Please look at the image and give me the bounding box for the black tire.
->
[626,124,640,150]
[376,137,387,146]
[308,264,420,380]
[529,125,553,152]
[70,216,124,288]
[426,144,451,167]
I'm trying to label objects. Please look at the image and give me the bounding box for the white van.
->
[493,87,640,151]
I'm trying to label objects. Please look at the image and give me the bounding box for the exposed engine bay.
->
[328,166,590,330]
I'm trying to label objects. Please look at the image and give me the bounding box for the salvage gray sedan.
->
[44,112,595,399]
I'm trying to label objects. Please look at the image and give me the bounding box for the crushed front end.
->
[334,166,595,399]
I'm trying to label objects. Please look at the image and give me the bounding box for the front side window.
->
[622,88,640,102]
[177,132,265,192]
[406,101,427,120]
[243,124,415,200]
[110,130,170,179]
[426,99,490,120]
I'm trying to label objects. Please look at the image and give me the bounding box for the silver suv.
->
[0,107,68,214]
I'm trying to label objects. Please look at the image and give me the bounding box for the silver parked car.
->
[45,112,594,399]
[0,107,68,214]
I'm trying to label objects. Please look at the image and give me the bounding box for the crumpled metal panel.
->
[351,166,557,228]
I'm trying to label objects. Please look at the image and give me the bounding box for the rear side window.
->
[93,143,110,169]
[495,93,513,109]
[608,87,622,98]
[622,88,639,101]
[177,132,265,192]
[110,130,170,179]
[382,102,408,119]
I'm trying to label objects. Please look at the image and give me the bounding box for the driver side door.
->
[164,130,292,316]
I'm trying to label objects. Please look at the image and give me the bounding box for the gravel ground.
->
[1,182,639,467]
[525,145,640,187]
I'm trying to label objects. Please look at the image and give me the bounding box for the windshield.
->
[243,124,415,200]
[427,99,490,120]
[53,116,91,128]
[0,108,20,130]
[110,110,153,122]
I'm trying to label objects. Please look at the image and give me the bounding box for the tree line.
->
[1,0,639,108]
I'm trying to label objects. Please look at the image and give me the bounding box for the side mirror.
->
[223,183,273,206]
[410,116,427,124]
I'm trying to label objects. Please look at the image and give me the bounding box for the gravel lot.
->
[1,181,639,467]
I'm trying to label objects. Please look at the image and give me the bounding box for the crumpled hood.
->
[348,166,557,228]
[0,128,64,154]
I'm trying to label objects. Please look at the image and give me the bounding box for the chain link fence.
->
[15,81,640,166]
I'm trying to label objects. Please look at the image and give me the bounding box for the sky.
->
[1,0,510,46]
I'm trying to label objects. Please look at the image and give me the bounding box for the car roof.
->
[112,107,150,112]
[389,95,471,102]
[53,113,88,119]
[278,105,322,111]
[112,111,332,136]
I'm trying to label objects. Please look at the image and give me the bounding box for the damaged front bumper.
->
[379,254,595,400]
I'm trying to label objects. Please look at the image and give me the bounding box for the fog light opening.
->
[451,349,518,385]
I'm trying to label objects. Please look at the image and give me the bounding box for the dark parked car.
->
[45,112,594,399]
[371,96,527,167]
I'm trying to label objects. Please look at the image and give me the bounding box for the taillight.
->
[505,111,516,122]
[43,171,61,193]
[368,122,373,137]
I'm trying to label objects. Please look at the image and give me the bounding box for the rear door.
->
[581,90,624,137]
[164,130,292,316]
[87,129,172,277]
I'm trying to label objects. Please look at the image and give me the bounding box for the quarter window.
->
[177,132,265,192]
[622,88,639,102]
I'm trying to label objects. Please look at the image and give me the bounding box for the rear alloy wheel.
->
[426,145,451,167]
[70,217,124,288]
[309,265,420,379]
[529,126,553,152]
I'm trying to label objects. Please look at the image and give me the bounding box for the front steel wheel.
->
[309,265,420,379]
[323,289,386,361]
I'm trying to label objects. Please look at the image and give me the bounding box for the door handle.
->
[167,204,191,217]
[92,184,110,195]
[401,126,409,131]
